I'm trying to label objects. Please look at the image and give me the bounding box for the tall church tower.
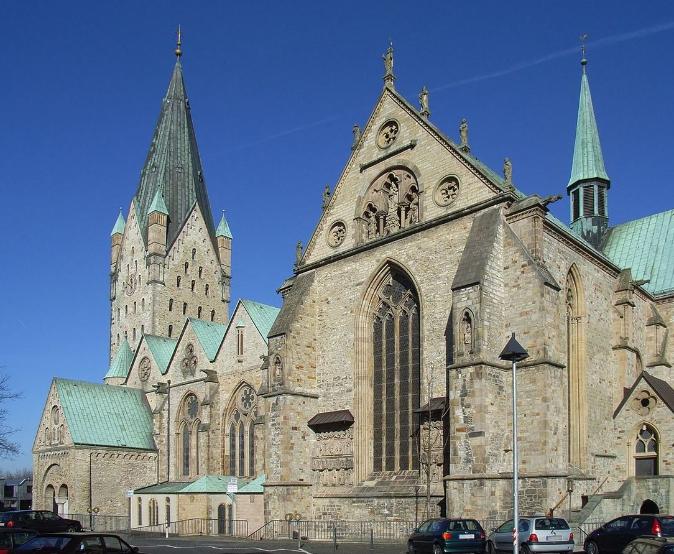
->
[109,38,232,361]
[567,51,611,248]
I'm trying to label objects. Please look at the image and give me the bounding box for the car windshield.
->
[535,518,570,530]
[661,518,674,534]
[17,536,72,552]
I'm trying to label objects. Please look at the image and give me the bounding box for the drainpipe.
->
[89,452,93,529]
[167,380,171,481]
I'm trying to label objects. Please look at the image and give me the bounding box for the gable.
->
[54,379,155,450]
[302,87,506,267]
[189,318,226,361]
[124,335,176,389]
[33,381,72,452]
[240,300,280,344]
[613,371,674,418]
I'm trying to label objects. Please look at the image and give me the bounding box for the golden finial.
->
[175,25,182,58]
[579,33,588,71]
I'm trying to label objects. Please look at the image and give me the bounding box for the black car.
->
[585,515,674,554]
[408,518,486,554]
[623,537,674,554]
[16,533,140,554]
[0,529,38,554]
[0,512,82,534]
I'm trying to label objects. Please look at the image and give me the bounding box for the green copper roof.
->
[133,59,217,249]
[134,474,264,495]
[241,299,280,344]
[55,378,155,450]
[148,188,169,215]
[145,335,177,375]
[189,319,226,361]
[105,339,133,379]
[602,208,674,296]
[568,66,610,187]
[110,211,126,237]
[216,212,233,239]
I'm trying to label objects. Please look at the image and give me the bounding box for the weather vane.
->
[579,33,588,66]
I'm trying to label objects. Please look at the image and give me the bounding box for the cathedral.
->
[32,39,674,534]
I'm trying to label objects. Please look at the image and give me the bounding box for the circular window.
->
[434,176,460,207]
[376,120,399,149]
[327,221,347,248]
[238,386,257,414]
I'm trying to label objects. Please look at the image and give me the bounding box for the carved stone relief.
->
[376,120,399,149]
[434,176,460,207]
[139,356,151,382]
[181,343,198,377]
[358,168,419,243]
[327,221,346,248]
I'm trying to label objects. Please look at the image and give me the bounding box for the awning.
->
[307,409,354,430]
[414,397,446,414]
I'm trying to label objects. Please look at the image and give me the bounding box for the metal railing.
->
[248,520,417,542]
[67,515,247,537]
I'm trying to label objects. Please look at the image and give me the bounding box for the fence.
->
[67,515,248,537]
[248,520,417,542]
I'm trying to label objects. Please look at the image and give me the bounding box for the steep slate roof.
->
[145,335,178,375]
[269,272,315,338]
[105,339,133,379]
[452,208,501,290]
[55,378,155,450]
[568,63,610,187]
[602,209,674,297]
[132,59,216,250]
[241,300,280,344]
[134,474,265,494]
[613,371,674,418]
[189,318,226,361]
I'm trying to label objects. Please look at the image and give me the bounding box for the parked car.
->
[0,529,38,554]
[16,533,140,554]
[585,515,674,554]
[408,518,486,554]
[0,512,82,533]
[488,516,574,554]
[623,537,674,554]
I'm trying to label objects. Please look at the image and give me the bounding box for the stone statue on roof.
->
[352,124,361,150]
[504,157,513,188]
[459,118,469,151]
[322,184,331,210]
[419,86,430,118]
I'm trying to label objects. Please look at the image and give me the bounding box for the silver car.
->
[488,517,574,554]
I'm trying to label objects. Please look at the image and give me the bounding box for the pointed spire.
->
[132,39,217,250]
[216,211,233,239]
[383,42,395,88]
[110,209,126,237]
[148,187,169,215]
[568,47,609,188]
[105,338,134,380]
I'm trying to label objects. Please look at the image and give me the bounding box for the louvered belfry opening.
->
[582,185,595,217]
[372,271,420,472]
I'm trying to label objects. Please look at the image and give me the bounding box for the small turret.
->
[110,209,125,274]
[567,50,610,248]
[216,211,232,303]
[147,188,168,284]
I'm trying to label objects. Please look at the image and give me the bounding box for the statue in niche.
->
[462,313,473,348]
[273,355,284,386]
[367,213,377,239]
[459,118,470,151]
[385,175,400,233]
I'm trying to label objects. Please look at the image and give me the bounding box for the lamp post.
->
[499,333,529,554]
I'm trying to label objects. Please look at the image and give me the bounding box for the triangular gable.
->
[145,335,178,375]
[240,300,280,345]
[613,371,674,418]
[301,85,509,266]
[55,378,155,450]
[188,318,226,362]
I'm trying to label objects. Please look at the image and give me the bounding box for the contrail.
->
[231,115,342,151]
[431,20,674,92]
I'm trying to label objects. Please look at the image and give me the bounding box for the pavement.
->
[127,535,406,554]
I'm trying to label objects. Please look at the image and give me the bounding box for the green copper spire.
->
[132,43,217,249]
[568,57,610,188]
[216,211,233,239]
[148,187,169,215]
[110,209,126,237]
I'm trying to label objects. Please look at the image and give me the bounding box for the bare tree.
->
[4,467,32,480]
[0,374,21,458]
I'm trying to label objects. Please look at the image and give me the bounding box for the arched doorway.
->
[44,485,56,513]
[640,499,659,514]
[56,485,68,516]
[217,504,226,534]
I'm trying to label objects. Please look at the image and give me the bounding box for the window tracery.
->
[358,168,419,243]
[181,344,198,377]
[178,393,200,477]
[225,385,258,477]
[635,424,658,475]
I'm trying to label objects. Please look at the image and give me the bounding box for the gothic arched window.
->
[372,271,420,471]
[165,497,171,524]
[635,424,658,476]
[225,385,258,477]
[178,394,199,477]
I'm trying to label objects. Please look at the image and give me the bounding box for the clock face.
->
[139,357,151,381]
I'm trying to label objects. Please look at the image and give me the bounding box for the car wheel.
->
[407,541,416,554]
[586,541,599,554]
[433,544,443,554]
[520,545,531,554]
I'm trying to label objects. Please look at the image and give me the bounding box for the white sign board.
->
[227,477,238,493]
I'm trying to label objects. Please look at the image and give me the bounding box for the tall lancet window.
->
[566,267,586,468]
[372,271,420,472]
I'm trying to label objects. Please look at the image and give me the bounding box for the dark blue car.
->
[408,518,486,554]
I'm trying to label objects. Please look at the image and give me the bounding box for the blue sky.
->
[2,1,674,471]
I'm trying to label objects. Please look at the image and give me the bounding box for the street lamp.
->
[499,333,529,554]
